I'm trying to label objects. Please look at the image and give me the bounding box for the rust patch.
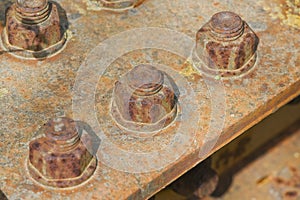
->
[256,175,271,185]
[263,0,300,29]
[272,165,300,199]
[285,191,298,197]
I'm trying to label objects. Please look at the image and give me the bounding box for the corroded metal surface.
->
[0,0,299,199]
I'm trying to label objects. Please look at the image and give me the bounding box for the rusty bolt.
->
[170,159,219,199]
[1,0,67,59]
[194,11,259,78]
[27,117,97,188]
[97,0,146,11]
[111,64,178,135]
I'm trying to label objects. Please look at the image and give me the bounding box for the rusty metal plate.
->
[0,0,299,199]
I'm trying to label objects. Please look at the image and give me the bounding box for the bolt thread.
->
[209,24,244,41]
[126,65,164,96]
[128,82,163,96]
[47,134,81,152]
[209,11,244,41]
[45,118,81,152]
[15,0,50,25]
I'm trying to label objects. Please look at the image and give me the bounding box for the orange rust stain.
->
[263,0,300,29]
[256,175,270,185]
[26,97,61,113]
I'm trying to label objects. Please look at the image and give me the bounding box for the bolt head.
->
[127,65,164,96]
[28,118,97,188]
[111,64,178,133]
[210,11,243,37]
[194,11,259,78]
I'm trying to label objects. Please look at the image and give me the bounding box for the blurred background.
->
[151,96,300,200]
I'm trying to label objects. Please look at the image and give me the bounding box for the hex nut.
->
[1,0,67,59]
[171,159,219,199]
[93,0,146,11]
[193,11,259,78]
[27,117,97,188]
[111,64,178,135]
